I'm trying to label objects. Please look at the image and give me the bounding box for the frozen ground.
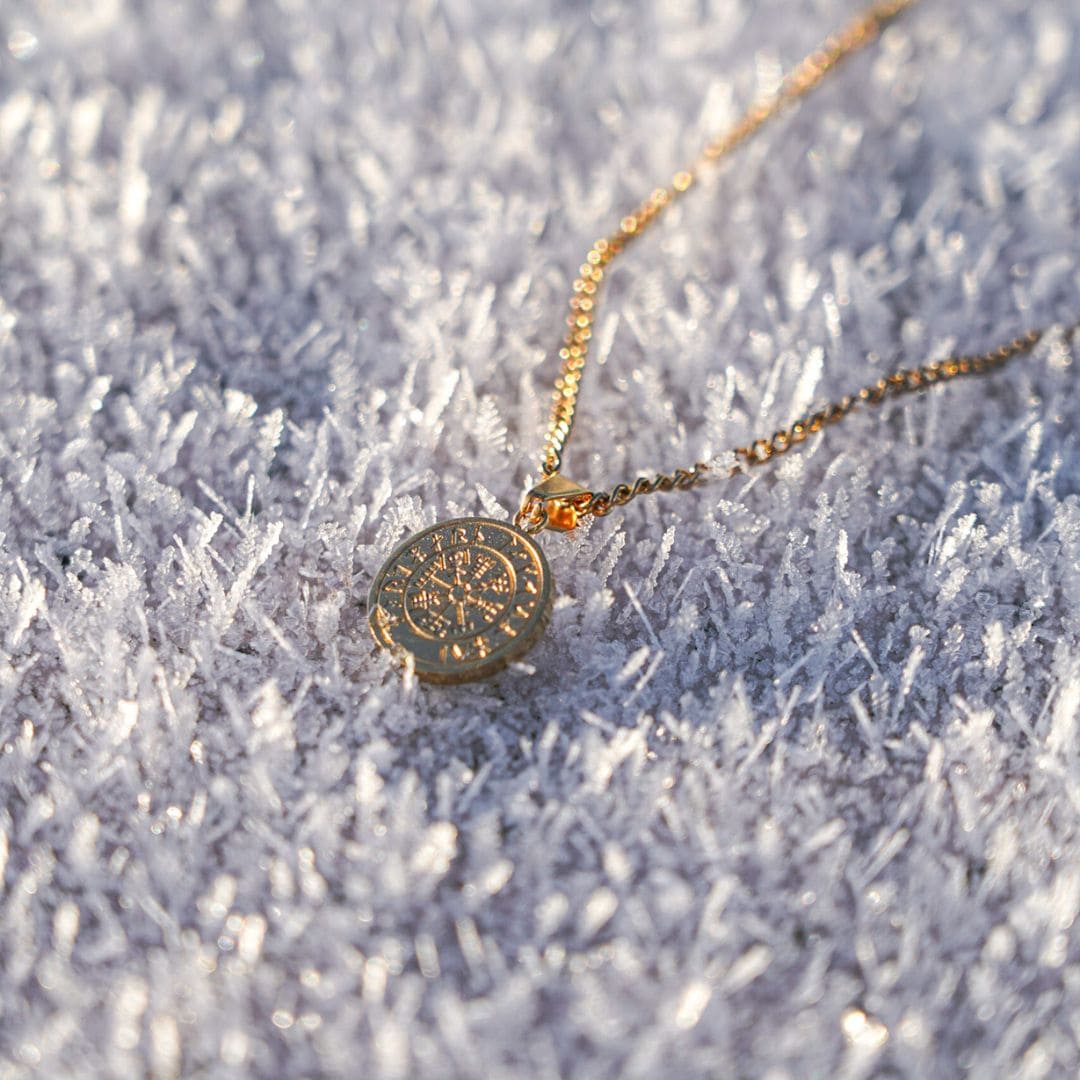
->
[0,0,1078,1075]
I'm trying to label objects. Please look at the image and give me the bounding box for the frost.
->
[0,0,1077,1075]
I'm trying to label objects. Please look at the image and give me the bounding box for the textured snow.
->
[0,0,1079,1075]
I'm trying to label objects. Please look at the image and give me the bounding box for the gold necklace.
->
[368,0,1054,684]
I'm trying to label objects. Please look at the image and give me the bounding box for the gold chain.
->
[577,327,1050,520]
[515,0,1064,535]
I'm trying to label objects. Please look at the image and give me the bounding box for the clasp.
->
[515,473,593,534]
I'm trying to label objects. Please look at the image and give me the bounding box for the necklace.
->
[368,0,1055,684]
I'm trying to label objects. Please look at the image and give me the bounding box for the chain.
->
[579,326,1053,519]
[516,322,1063,531]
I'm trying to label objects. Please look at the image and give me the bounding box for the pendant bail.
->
[516,473,593,533]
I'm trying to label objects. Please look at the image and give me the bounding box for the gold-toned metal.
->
[574,325,1066,521]
[368,518,553,683]
[521,0,1071,536]
[516,474,593,533]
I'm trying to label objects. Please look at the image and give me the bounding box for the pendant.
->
[368,517,554,684]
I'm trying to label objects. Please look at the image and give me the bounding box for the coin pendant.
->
[368,517,553,684]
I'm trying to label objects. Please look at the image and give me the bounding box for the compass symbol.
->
[405,539,515,639]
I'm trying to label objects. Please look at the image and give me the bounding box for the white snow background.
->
[1,0,1079,1075]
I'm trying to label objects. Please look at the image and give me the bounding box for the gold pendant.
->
[368,517,553,684]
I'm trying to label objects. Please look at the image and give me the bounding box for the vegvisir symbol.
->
[406,544,514,639]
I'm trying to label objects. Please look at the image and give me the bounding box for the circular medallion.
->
[368,517,553,683]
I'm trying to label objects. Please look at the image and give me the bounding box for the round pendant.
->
[367,517,553,684]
